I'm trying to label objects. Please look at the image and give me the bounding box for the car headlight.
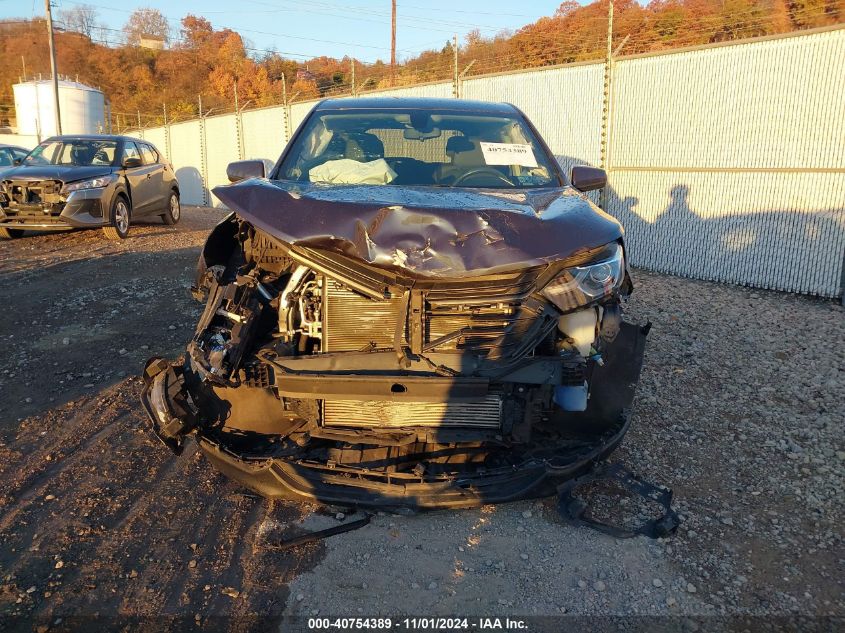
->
[61,174,118,194]
[540,243,624,312]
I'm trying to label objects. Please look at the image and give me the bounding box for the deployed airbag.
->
[309,159,398,185]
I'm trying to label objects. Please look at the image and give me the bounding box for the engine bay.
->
[140,214,647,508]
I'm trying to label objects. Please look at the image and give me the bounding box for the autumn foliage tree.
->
[122,7,170,46]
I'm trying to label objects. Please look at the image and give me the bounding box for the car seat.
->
[92,146,112,165]
[70,144,96,166]
[343,132,385,162]
[434,136,485,185]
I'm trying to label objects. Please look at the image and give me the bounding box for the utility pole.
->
[45,0,62,135]
[390,0,396,86]
[21,56,27,81]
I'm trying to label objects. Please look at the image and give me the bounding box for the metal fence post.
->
[198,95,209,207]
[452,34,458,98]
[840,246,845,306]
[163,102,171,162]
[282,76,291,143]
[458,60,476,99]
[599,0,614,210]
[234,81,244,161]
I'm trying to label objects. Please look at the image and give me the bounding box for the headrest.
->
[71,145,94,163]
[445,136,476,155]
[345,132,385,161]
[447,136,484,167]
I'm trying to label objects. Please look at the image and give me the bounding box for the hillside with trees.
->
[1,0,841,128]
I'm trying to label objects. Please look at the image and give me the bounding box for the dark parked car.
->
[142,97,647,510]
[0,135,180,240]
[0,143,30,168]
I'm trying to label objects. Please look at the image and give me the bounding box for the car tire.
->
[0,227,24,239]
[103,195,131,240]
[161,191,180,225]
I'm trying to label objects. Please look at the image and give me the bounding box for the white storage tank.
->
[13,79,107,138]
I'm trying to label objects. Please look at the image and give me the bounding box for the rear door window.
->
[139,144,159,165]
[122,141,141,164]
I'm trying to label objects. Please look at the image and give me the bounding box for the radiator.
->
[322,277,521,354]
[323,395,503,428]
[323,278,403,352]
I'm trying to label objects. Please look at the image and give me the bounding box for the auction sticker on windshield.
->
[479,142,538,167]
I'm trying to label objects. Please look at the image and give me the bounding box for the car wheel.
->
[0,227,24,239]
[103,196,130,240]
[161,191,180,225]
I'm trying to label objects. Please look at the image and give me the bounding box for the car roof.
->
[314,96,518,115]
[41,134,150,144]
[0,144,29,151]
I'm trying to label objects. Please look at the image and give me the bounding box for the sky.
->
[3,0,567,63]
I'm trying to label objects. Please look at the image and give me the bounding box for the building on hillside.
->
[139,35,165,50]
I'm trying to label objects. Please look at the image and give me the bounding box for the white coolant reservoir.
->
[557,308,599,356]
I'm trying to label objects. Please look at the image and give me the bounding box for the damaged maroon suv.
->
[141,97,649,510]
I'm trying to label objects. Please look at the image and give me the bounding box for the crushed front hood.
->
[1,165,114,183]
[212,179,623,276]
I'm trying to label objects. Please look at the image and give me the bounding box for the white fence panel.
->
[289,101,318,137]
[0,133,39,150]
[462,64,605,174]
[607,171,845,296]
[242,106,287,163]
[141,128,168,160]
[203,114,239,206]
[611,30,845,170]
[608,28,845,297]
[363,82,453,100]
[169,120,204,205]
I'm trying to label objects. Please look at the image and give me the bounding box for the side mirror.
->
[227,159,266,183]
[122,156,143,169]
[570,165,607,192]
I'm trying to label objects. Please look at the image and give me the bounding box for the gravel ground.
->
[283,271,844,619]
[0,208,842,629]
[0,207,224,421]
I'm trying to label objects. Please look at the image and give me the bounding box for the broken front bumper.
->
[0,188,108,231]
[194,415,630,509]
[141,322,649,510]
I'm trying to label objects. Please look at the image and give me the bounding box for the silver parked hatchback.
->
[0,135,180,240]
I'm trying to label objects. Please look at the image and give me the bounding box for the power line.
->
[56,0,413,54]
[241,0,518,33]
[56,0,483,55]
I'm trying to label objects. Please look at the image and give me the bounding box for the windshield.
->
[24,139,118,167]
[278,108,559,189]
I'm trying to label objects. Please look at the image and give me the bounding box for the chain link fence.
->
[129,26,845,299]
